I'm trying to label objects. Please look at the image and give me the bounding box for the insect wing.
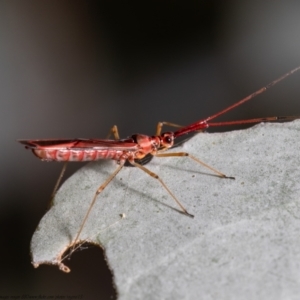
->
[18,139,139,151]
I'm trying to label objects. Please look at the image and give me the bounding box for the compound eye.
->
[163,134,173,145]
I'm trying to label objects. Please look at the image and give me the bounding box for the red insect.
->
[19,66,300,250]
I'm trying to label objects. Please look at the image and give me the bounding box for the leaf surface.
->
[31,121,300,299]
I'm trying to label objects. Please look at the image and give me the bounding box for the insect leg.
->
[155,152,235,179]
[49,162,68,207]
[156,121,206,136]
[72,162,125,247]
[106,125,120,140]
[129,160,194,218]
[156,122,183,136]
[62,213,126,264]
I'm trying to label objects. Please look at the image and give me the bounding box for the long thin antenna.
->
[174,66,300,137]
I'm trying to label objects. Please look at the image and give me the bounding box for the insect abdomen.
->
[33,149,124,162]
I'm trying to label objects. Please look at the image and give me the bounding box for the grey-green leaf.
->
[31,121,300,299]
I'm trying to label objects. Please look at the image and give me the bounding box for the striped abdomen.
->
[33,148,127,162]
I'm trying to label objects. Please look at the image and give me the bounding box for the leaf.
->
[31,121,300,299]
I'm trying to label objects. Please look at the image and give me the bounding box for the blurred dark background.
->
[1,1,300,299]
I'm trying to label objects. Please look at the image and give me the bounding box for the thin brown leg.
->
[63,212,126,264]
[71,126,121,247]
[156,121,205,136]
[129,160,194,218]
[106,125,120,140]
[72,163,125,247]
[156,122,183,136]
[49,162,68,207]
[155,152,235,179]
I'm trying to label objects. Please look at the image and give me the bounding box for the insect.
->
[19,66,300,253]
